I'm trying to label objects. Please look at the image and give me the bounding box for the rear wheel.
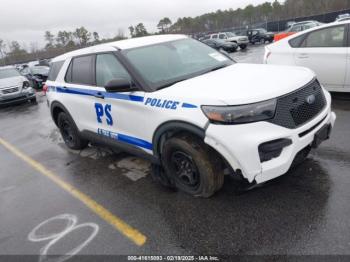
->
[240,44,247,49]
[57,112,88,150]
[161,134,224,197]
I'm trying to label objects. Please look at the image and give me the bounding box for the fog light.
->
[258,138,292,162]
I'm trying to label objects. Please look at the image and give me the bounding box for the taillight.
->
[43,84,48,94]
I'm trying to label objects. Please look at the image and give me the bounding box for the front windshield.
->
[0,68,21,79]
[31,66,49,75]
[226,32,237,37]
[123,38,233,90]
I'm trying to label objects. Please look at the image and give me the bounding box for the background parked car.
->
[202,39,238,52]
[0,66,36,105]
[20,66,49,89]
[336,13,350,21]
[274,20,322,42]
[208,32,249,49]
[245,28,275,44]
[264,21,349,92]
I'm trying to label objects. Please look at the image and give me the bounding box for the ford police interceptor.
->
[45,35,336,197]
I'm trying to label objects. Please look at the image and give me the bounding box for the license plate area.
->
[312,124,332,148]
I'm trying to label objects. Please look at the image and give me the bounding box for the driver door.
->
[94,53,147,149]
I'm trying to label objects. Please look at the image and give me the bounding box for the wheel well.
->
[152,121,205,158]
[153,122,230,172]
[51,102,68,126]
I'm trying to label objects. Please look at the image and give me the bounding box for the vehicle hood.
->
[158,63,315,105]
[0,76,24,89]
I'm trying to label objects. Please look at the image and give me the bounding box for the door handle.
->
[94,92,105,99]
[298,53,309,59]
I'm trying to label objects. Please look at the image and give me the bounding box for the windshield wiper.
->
[156,77,191,90]
[205,64,229,73]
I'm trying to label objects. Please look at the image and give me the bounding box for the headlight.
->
[22,81,30,89]
[201,99,277,124]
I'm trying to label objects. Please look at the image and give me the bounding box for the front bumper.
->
[0,89,36,105]
[236,39,249,45]
[204,90,336,184]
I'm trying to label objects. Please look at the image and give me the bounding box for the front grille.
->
[2,87,19,94]
[269,80,326,129]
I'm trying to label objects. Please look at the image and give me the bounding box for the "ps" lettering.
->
[94,103,113,126]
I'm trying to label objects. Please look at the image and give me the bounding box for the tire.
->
[240,44,247,50]
[30,97,37,104]
[151,164,175,189]
[161,134,224,198]
[57,112,88,150]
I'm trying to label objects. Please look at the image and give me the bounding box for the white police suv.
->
[46,35,336,197]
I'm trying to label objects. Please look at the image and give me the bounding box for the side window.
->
[66,55,95,85]
[292,25,302,32]
[289,35,306,48]
[96,53,131,87]
[219,34,226,39]
[303,25,345,48]
[212,34,218,39]
[47,61,64,81]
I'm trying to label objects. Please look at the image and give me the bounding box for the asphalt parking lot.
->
[1,44,350,260]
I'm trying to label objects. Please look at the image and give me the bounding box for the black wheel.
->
[57,112,88,150]
[161,134,224,198]
[240,44,247,50]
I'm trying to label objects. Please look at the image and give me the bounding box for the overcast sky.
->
[0,0,273,49]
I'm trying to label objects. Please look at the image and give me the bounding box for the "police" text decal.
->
[145,98,180,110]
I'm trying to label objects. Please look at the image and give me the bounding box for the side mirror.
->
[104,78,137,93]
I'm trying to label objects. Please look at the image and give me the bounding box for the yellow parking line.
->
[0,137,147,246]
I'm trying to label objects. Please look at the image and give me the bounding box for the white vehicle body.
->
[46,35,335,196]
[0,66,36,105]
[209,32,249,47]
[264,21,350,92]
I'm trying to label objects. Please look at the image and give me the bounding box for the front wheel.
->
[57,112,88,150]
[161,135,224,198]
[240,44,247,49]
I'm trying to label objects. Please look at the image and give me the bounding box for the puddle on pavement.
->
[110,157,150,181]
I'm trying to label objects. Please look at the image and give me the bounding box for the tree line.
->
[1,0,350,65]
[0,26,128,65]
[170,0,350,34]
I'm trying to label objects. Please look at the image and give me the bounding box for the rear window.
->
[65,55,95,85]
[48,61,64,81]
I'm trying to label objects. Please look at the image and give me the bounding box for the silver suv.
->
[0,66,36,105]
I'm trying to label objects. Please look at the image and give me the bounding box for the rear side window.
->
[289,35,306,48]
[47,61,64,81]
[212,34,218,39]
[66,55,95,85]
[302,25,346,48]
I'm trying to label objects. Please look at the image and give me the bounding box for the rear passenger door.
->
[294,24,348,90]
[63,54,101,133]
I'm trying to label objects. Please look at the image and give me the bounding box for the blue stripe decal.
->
[55,86,144,102]
[98,128,152,150]
[117,134,153,150]
[182,103,198,108]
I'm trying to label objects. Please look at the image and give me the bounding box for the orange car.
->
[274,21,322,42]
